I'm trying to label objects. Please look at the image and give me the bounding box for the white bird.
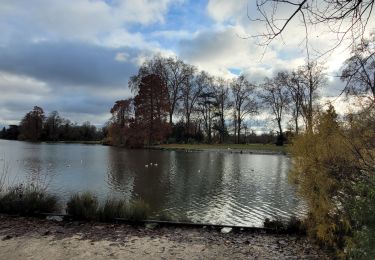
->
[198,169,201,173]
[145,164,148,168]
[154,163,158,166]
[150,163,153,166]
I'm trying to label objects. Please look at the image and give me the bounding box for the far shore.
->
[149,143,288,155]
[3,139,288,155]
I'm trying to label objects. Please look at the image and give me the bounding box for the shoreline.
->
[1,139,288,155]
[0,215,328,259]
[147,145,288,155]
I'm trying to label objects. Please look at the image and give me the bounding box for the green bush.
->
[0,184,59,215]
[347,177,375,259]
[66,192,98,220]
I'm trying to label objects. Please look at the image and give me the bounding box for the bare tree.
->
[181,66,201,135]
[212,77,231,143]
[251,0,375,52]
[296,61,326,131]
[231,75,258,144]
[341,35,375,102]
[260,73,291,145]
[197,74,217,143]
[279,71,304,134]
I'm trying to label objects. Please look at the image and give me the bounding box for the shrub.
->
[347,177,375,259]
[67,194,150,222]
[98,198,128,222]
[0,184,59,215]
[263,216,305,234]
[263,217,285,230]
[289,104,375,257]
[126,199,150,221]
[66,192,98,220]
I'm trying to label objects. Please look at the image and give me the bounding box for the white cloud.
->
[206,0,247,22]
[115,52,129,62]
[0,0,179,46]
[179,26,305,80]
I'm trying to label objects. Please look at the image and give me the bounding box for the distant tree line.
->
[106,55,331,147]
[0,106,104,142]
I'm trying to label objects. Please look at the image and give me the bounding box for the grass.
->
[153,143,287,153]
[66,193,150,222]
[66,192,99,220]
[0,184,59,215]
[0,162,8,193]
[98,198,130,222]
[45,140,102,145]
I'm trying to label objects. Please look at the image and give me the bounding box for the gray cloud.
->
[0,42,139,87]
[0,41,145,126]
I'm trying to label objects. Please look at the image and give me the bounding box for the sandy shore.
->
[0,216,328,259]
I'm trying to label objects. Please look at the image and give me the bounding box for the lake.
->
[0,139,306,227]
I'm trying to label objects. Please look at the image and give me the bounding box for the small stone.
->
[46,216,63,222]
[2,235,12,240]
[94,225,105,230]
[220,227,232,234]
[145,223,158,229]
[43,230,52,236]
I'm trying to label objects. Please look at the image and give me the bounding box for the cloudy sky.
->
[0,0,369,129]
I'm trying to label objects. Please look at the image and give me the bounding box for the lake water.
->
[0,139,306,226]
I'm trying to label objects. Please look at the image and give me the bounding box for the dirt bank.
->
[0,216,328,259]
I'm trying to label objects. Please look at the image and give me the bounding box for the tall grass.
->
[125,199,150,221]
[66,193,150,222]
[0,158,9,193]
[0,183,59,215]
[66,192,99,220]
[98,198,128,221]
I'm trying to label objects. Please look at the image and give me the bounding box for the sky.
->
[0,0,371,130]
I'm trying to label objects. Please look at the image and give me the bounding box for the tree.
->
[163,57,195,125]
[341,35,375,102]
[231,75,258,144]
[196,74,217,143]
[19,106,45,141]
[251,0,374,52]
[260,74,290,145]
[44,111,62,141]
[212,77,231,143]
[280,71,304,134]
[181,70,205,138]
[107,99,134,146]
[296,62,326,131]
[129,56,193,125]
[133,74,170,146]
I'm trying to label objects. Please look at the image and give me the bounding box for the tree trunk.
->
[276,119,284,146]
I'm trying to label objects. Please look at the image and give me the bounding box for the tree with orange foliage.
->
[132,74,170,146]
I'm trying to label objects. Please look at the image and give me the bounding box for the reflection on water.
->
[0,139,306,226]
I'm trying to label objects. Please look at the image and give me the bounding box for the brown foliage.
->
[133,74,171,146]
